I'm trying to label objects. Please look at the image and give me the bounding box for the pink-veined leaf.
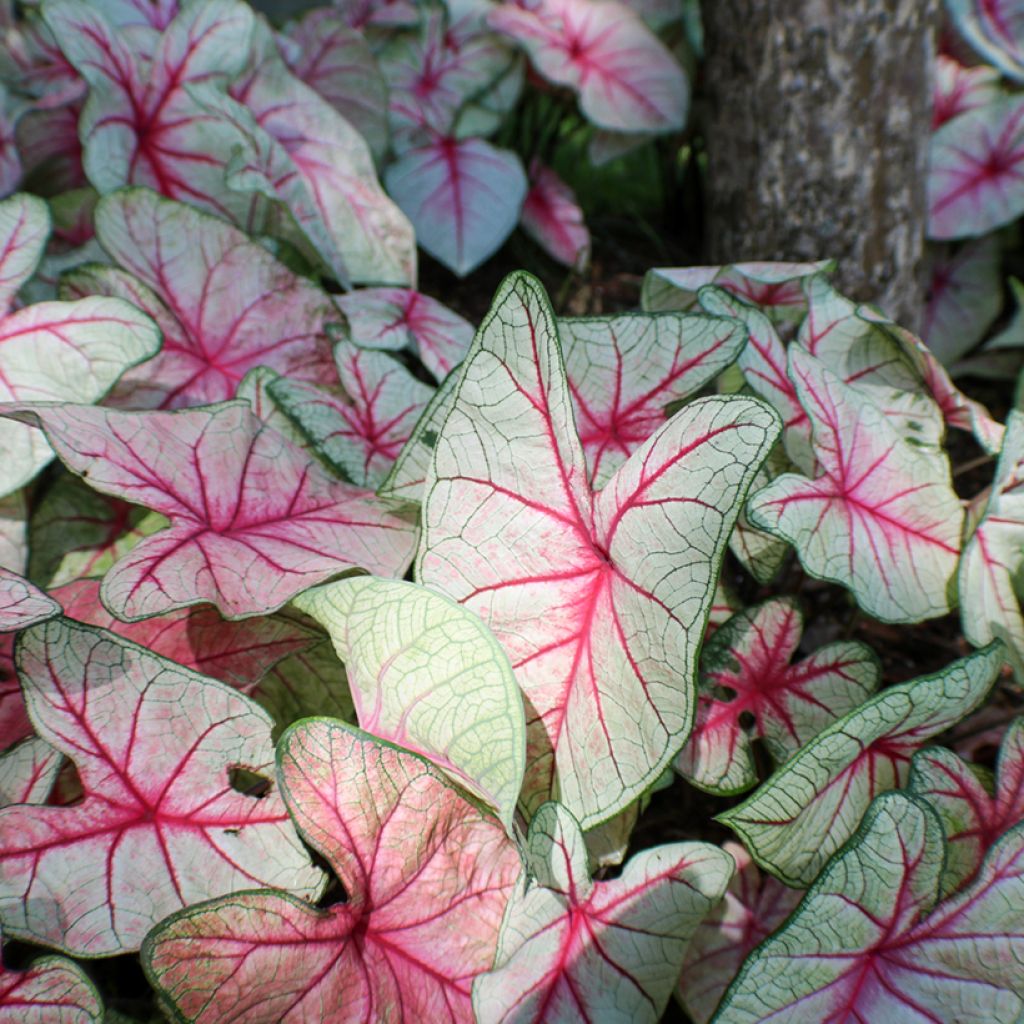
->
[748,347,963,624]
[929,94,1024,239]
[675,599,879,796]
[933,53,1001,128]
[924,235,1002,363]
[642,261,834,322]
[0,401,418,620]
[279,8,389,162]
[908,718,1024,895]
[0,617,324,955]
[560,306,748,487]
[716,791,1024,1023]
[293,575,526,831]
[488,0,687,133]
[54,578,318,694]
[520,159,590,270]
[0,736,62,805]
[268,342,434,489]
[0,193,49,314]
[143,718,520,1024]
[961,410,1024,676]
[0,924,103,1023]
[417,271,779,827]
[335,0,419,29]
[235,365,313,452]
[41,0,264,225]
[727,446,791,584]
[0,490,27,577]
[473,801,731,1024]
[947,0,1024,82]
[385,135,527,277]
[716,644,1003,887]
[0,634,27,750]
[676,841,801,1024]
[0,569,58,633]
[335,287,474,382]
[65,187,338,410]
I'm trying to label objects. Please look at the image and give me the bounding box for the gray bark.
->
[699,0,939,330]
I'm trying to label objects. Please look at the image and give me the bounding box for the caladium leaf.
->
[0,569,59,633]
[642,261,834,322]
[947,0,1024,82]
[716,643,1003,887]
[561,307,747,488]
[924,235,1002,364]
[934,54,1001,128]
[961,411,1024,676]
[0,193,49,314]
[716,791,1024,1023]
[234,365,312,452]
[473,802,732,1024]
[335,287,474,382]
[417,271,780,827]
[293,576,525,830]
[929,94,1024,239]
[908,719,1024,895]
[1,401,418,620]
[0,736,62,805]
[676,841,801,1024]
[0,617,324,955]
[0,634,27,750]
[279,8,389,163]
[0,490,27,576]
[748,348,963,624]
[676,599,880,796]
[727,445,792,584]
[520,159,590,270]
[0,925,103,1022]
[385,135,527,277]
[143,718,521,1024]
[488,0,687,133]
[268,343,434,489]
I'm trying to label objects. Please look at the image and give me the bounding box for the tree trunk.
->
[700,0,939,330]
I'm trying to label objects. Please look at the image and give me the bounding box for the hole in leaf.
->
[738,710,757,731]
[228,767,271,799]
[47,759,83,807]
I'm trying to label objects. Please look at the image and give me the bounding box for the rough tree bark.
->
[700,0,939,330]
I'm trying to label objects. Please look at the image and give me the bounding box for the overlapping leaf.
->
[0,736,62,805]
[474,802,731,1024]
[909,718,1024,894]
[748,347,963,624]
[0,569,58,633]
[0,618,324,955]
[144,719,521,1024]
[335,287,474,382]
[947,0,1024,82]
[385,135,527,277]
[676,841,801,1024]
[63,188,337,409]
[561,306,747,487]
[520,159,590,270]
[717,644,1003,887]
[933,54,1001,128]
[293,576,525,830]
[417,271,779,827]
[716,792,1024,1022]
[0,401,418,620]
[488,0,687,133]
[676,599,879,796]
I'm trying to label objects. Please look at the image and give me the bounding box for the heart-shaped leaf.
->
[0,617,324,955]
[561,307,747,488]
[909,718,1024,894]
[929,94,1024,239]
[473,802,732,1024]
[385,135,527,277]
[0,569,59,633]
[335,287,474,382]
[0,736,62,805]
[143,718,521,1023]
[717,644,1003,887]
[933,54,1001,128]
[716,791,1024,1023]
[748,347,963,624]
[293,575,526,830]
[269,343,434,489]
[676,599,879,796]
[488,0,687,133]
[417,271,779,827]
[0,401,418,620]
[676,841,801,1024]
[520,159,590,271]
[64,188,338,410]
[947,0,1024,82]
